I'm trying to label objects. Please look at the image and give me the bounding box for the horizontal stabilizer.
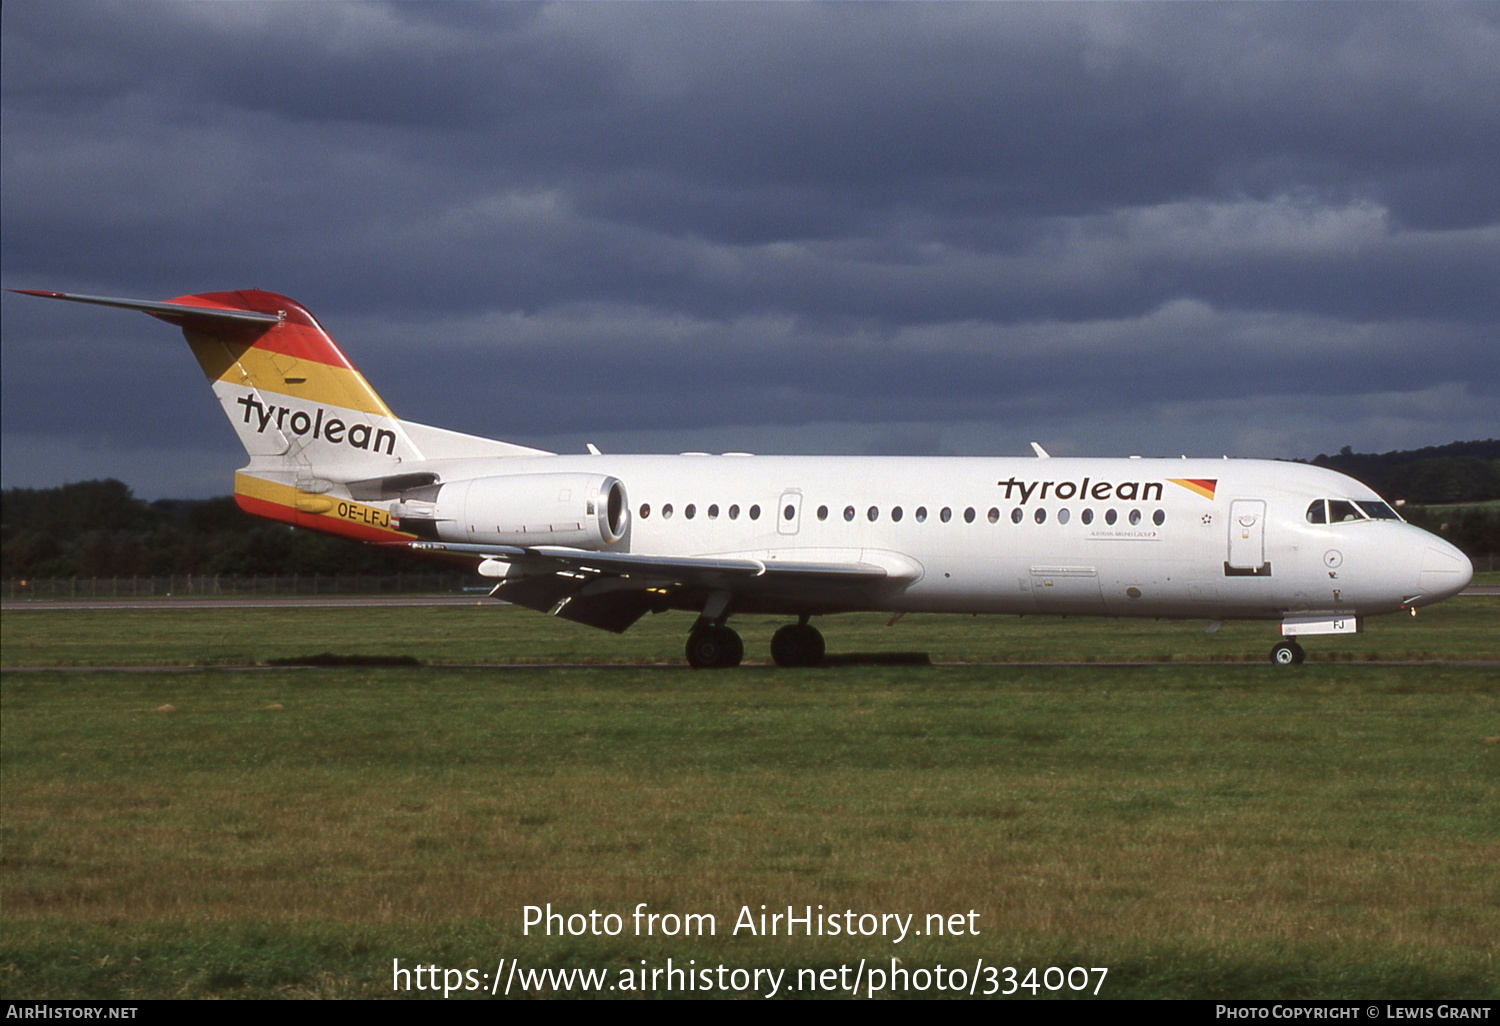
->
[11,290,283,327]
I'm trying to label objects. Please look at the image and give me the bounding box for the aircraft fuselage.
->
[402,452,1471,624]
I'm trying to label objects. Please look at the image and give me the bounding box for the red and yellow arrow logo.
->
[1168,478,1218,501]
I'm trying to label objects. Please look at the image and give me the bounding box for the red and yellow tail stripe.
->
[233,473,417,544]
[170,290,394,417]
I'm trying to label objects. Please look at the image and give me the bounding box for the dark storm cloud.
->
[3,2,1496,495]
[379,303,1484,435]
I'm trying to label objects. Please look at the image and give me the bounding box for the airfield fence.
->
[2,573,480,601]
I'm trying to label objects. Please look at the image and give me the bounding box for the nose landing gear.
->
[1270,640,1306,666]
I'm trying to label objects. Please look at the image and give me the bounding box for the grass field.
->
[3,587,1498,666]
[2,601,1497,999]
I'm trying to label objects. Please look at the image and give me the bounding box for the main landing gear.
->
[1270,640,1306,666]
[683,616,826,669]
[770,620,824,668]
[685,624,743,669]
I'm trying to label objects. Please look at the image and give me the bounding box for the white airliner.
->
[16,288,1474,667]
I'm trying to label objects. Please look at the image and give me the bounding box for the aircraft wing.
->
[529,545,893,580]
[405,541,914,632]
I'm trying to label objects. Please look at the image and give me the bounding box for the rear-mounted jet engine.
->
[398,473,628,549]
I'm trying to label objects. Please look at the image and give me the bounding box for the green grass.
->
[2,606,1497,999]
[2,593,1496,667]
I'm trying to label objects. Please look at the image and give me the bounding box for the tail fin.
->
[14,288,545,542]
[179,289,422,469]
[18,288,419,468]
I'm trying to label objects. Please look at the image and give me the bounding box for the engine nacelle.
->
[402,473,628,549]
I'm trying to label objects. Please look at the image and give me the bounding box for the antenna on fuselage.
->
[1030,442,1051,459]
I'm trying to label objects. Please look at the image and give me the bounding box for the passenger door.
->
[1227,500,1267,573]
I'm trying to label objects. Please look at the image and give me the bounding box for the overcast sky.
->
[3,2,1496,498]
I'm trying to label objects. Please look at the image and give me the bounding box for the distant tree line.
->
[1401,503,1498,562]
[1310,439,1500,504]
[1,479,423,580]
[3,441,1497,579]
[1307,440,1499,558]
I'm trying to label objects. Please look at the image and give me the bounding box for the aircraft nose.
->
[1416,537,1473,604]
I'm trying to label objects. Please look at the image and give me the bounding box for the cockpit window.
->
[1356,500,1402,521]
[1309,498,1404,525]
[1327,500,1364,522]
[1314,498,1404,525]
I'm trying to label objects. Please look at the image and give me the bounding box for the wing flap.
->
[405,541,919,630]
[529,546,892,581]
[405,540,900,584]
[489,573,659,633]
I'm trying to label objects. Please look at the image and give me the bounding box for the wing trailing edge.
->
[404,540,918,632]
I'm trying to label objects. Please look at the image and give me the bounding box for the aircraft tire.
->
[1270,640,1305,666]
[719,627,744,667]
[771,623,825,667]
[687,625,742,669]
